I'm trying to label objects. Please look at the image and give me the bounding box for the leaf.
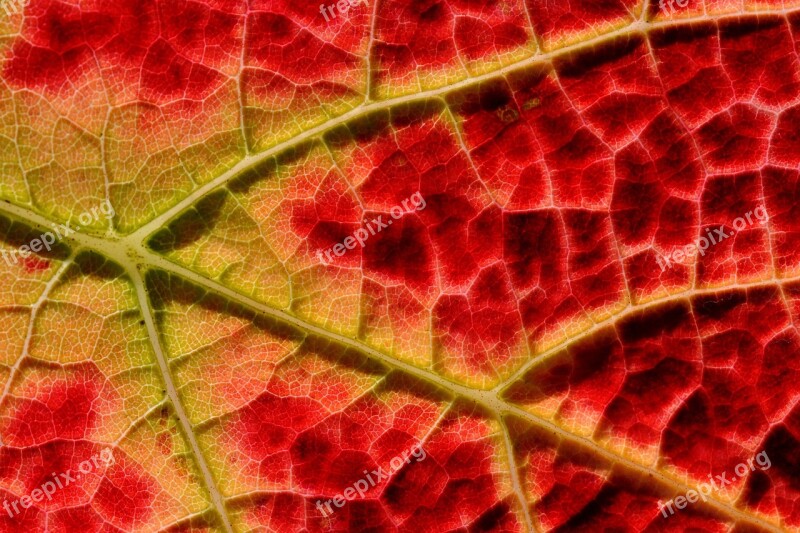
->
[0,0,798,531]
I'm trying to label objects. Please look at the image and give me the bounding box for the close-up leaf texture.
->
[1,0,799,531]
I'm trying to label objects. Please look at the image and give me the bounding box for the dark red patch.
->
[246,11,361,82]
[288,401,390,495]
[2,365,102,447]
[362,213,434,290]
[770,104,800,167]
[656,289,800,490]
[504,330,625,426]
[140,39,223,100]
[454,13,528,61]
[695,104,773,174]
[503,210,565,293]
[503,209,587,345]
[556,40,664,149]
[598,303,702,448]
[449,80,551,211]
[651,24,735,128]
[610,111,703,292]
[562,209,624,311]
[373,0,530,87]
[93,455,155,529]
[21,256,51,273]
[524,0,638,48]
[0,488,44,532]
[433,265,524,377]
[763,167,800,273]
[744,406,800,527]
[237,392,326,485]
[49,505,117,533]
[696,172,771,284]
[4,0,233,101]
[418,193,480,289]
[721,17,800,108]
[4,1,108,91]
[372,0,457,83]
[0,440,107,509]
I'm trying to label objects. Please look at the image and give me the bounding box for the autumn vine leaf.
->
[0,0,798,531]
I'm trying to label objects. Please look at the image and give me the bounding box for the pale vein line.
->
[364,0,380,103]
[491,273,799,395]
[0,255,75,413]
[501,404,784,533]
[500,416,537,533]
[238,0,251,155]
[112,399,169,446]
[155,508,215,533]
[128,265,234,533]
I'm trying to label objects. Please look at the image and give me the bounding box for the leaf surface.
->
[0,0,799,531]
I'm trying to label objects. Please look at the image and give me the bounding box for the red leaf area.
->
[287,17,800,384]
[251,15,800,529]
[2,0,800,532]
[4,0,238,100]
[0,365,155,531]
[1,0,368,147]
